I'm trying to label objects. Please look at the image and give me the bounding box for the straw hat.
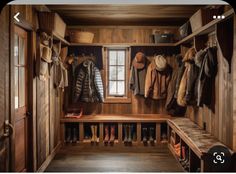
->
[132,52,146,69]
[40,44,52,63]
[154,55,167,71]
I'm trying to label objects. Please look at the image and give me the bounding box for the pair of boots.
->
[179,146,190,171]
[104,125,115,144]
[142,127,155,144]
[65,125,78,143]
[90,125,98,143]
[124,124,132,143]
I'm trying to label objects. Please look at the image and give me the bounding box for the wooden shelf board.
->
[61,114,171,123]
[70,42,176,47]
[52,32,70,46]
[174,9,235,46]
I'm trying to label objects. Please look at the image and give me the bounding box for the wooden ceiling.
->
[47,5,205,26]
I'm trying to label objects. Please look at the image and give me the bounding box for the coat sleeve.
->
[144,65,152,98]
[129,66,135,90]
[94,67,104,102]
[74,69,85,102]
[185,64,199,103]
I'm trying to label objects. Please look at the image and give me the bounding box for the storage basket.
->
[38,12,66,38]
[70,31,94,44]
[190,7,223,32]
[154,33,174,43]
[179,21,192,39]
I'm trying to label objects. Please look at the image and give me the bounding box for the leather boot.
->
[142,127,148,144]
[109,125,115,143]
[124,125,128,143]
[72,126,77,143]
[128,125,132,143]
[94,125,98,143]
[90,125,95,143]
[65,125,72,143]
[149,127,155,144]
[104,125,109,143]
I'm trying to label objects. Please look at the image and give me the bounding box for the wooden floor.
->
[45,144,183,172]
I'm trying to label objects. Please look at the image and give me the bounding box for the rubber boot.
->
[72,126,77,143]
[127,125,132,144]
[90,125,95,143]
[142,127,148,144]
[149,127,155,144]
[94,125,98,143]
[109,125,115,143]
[124,125,128,143]
[65,125,72,143]
[104,125,109,143]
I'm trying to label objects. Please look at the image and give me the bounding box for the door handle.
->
[3,120,14,138]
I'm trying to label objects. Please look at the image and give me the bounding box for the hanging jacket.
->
[74,60,104,103]
[165,55,186,115]
[196,47,217,107]
[177,48,198,106]
[129,66,147,95]
[145,60,172,100]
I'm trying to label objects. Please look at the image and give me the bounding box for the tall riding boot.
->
[90,125,95,143]
[110,125,115,143]
[128,125,132,143]
[104,125,109,143]
[72,126,77,143]
[124,125,128,143]
[149,127,154,144]
[65,125,72,143]
[142,127,148,144]
[94,125,98,143]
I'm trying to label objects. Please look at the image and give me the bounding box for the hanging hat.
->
[132,52,146,69]
[154,55,167,71]
[40,44,52,63]
[40,32,52,46]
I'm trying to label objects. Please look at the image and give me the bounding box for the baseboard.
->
[37,142,62,172]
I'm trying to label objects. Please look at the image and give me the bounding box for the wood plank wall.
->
[233,15,236,152]
[12,5,62,171]
[0,6,10,172]
[67,26,179,115]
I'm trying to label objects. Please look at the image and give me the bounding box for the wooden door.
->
[14,25,28,172]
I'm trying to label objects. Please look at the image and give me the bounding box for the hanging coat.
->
[74,60,104,103]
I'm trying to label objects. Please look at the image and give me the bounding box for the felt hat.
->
[40,44,52,63]
[154,55,167,71]
[132,52,146,69]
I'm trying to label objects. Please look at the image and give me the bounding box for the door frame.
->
[9,6,36,172]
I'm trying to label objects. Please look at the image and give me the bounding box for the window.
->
[108,49,126,96]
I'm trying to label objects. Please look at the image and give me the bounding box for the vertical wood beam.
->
[156,123,161,144]
[118,123,122,145]
[79,123,84,142]
[137,123,141,144]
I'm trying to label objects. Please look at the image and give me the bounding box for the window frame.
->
[104,47,131,103]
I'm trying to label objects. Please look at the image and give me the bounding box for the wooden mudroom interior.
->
[0,1,236,172]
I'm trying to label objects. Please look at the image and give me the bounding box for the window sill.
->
[104,97,131,104]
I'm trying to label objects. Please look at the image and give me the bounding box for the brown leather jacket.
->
[145,60,172,100]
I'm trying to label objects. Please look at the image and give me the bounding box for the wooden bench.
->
[167,117,235,172]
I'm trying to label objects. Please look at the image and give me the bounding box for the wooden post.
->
[156,123,161,144]
[137,123,142,144]
[79,122,84,142]
[99,123,103,144]
[118,123,123,145]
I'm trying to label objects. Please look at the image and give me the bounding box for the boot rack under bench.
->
[167,118,236,172]
[60,114,170,145]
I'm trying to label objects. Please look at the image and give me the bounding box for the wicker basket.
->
[70,31,94,43]
[38,12,66,38]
